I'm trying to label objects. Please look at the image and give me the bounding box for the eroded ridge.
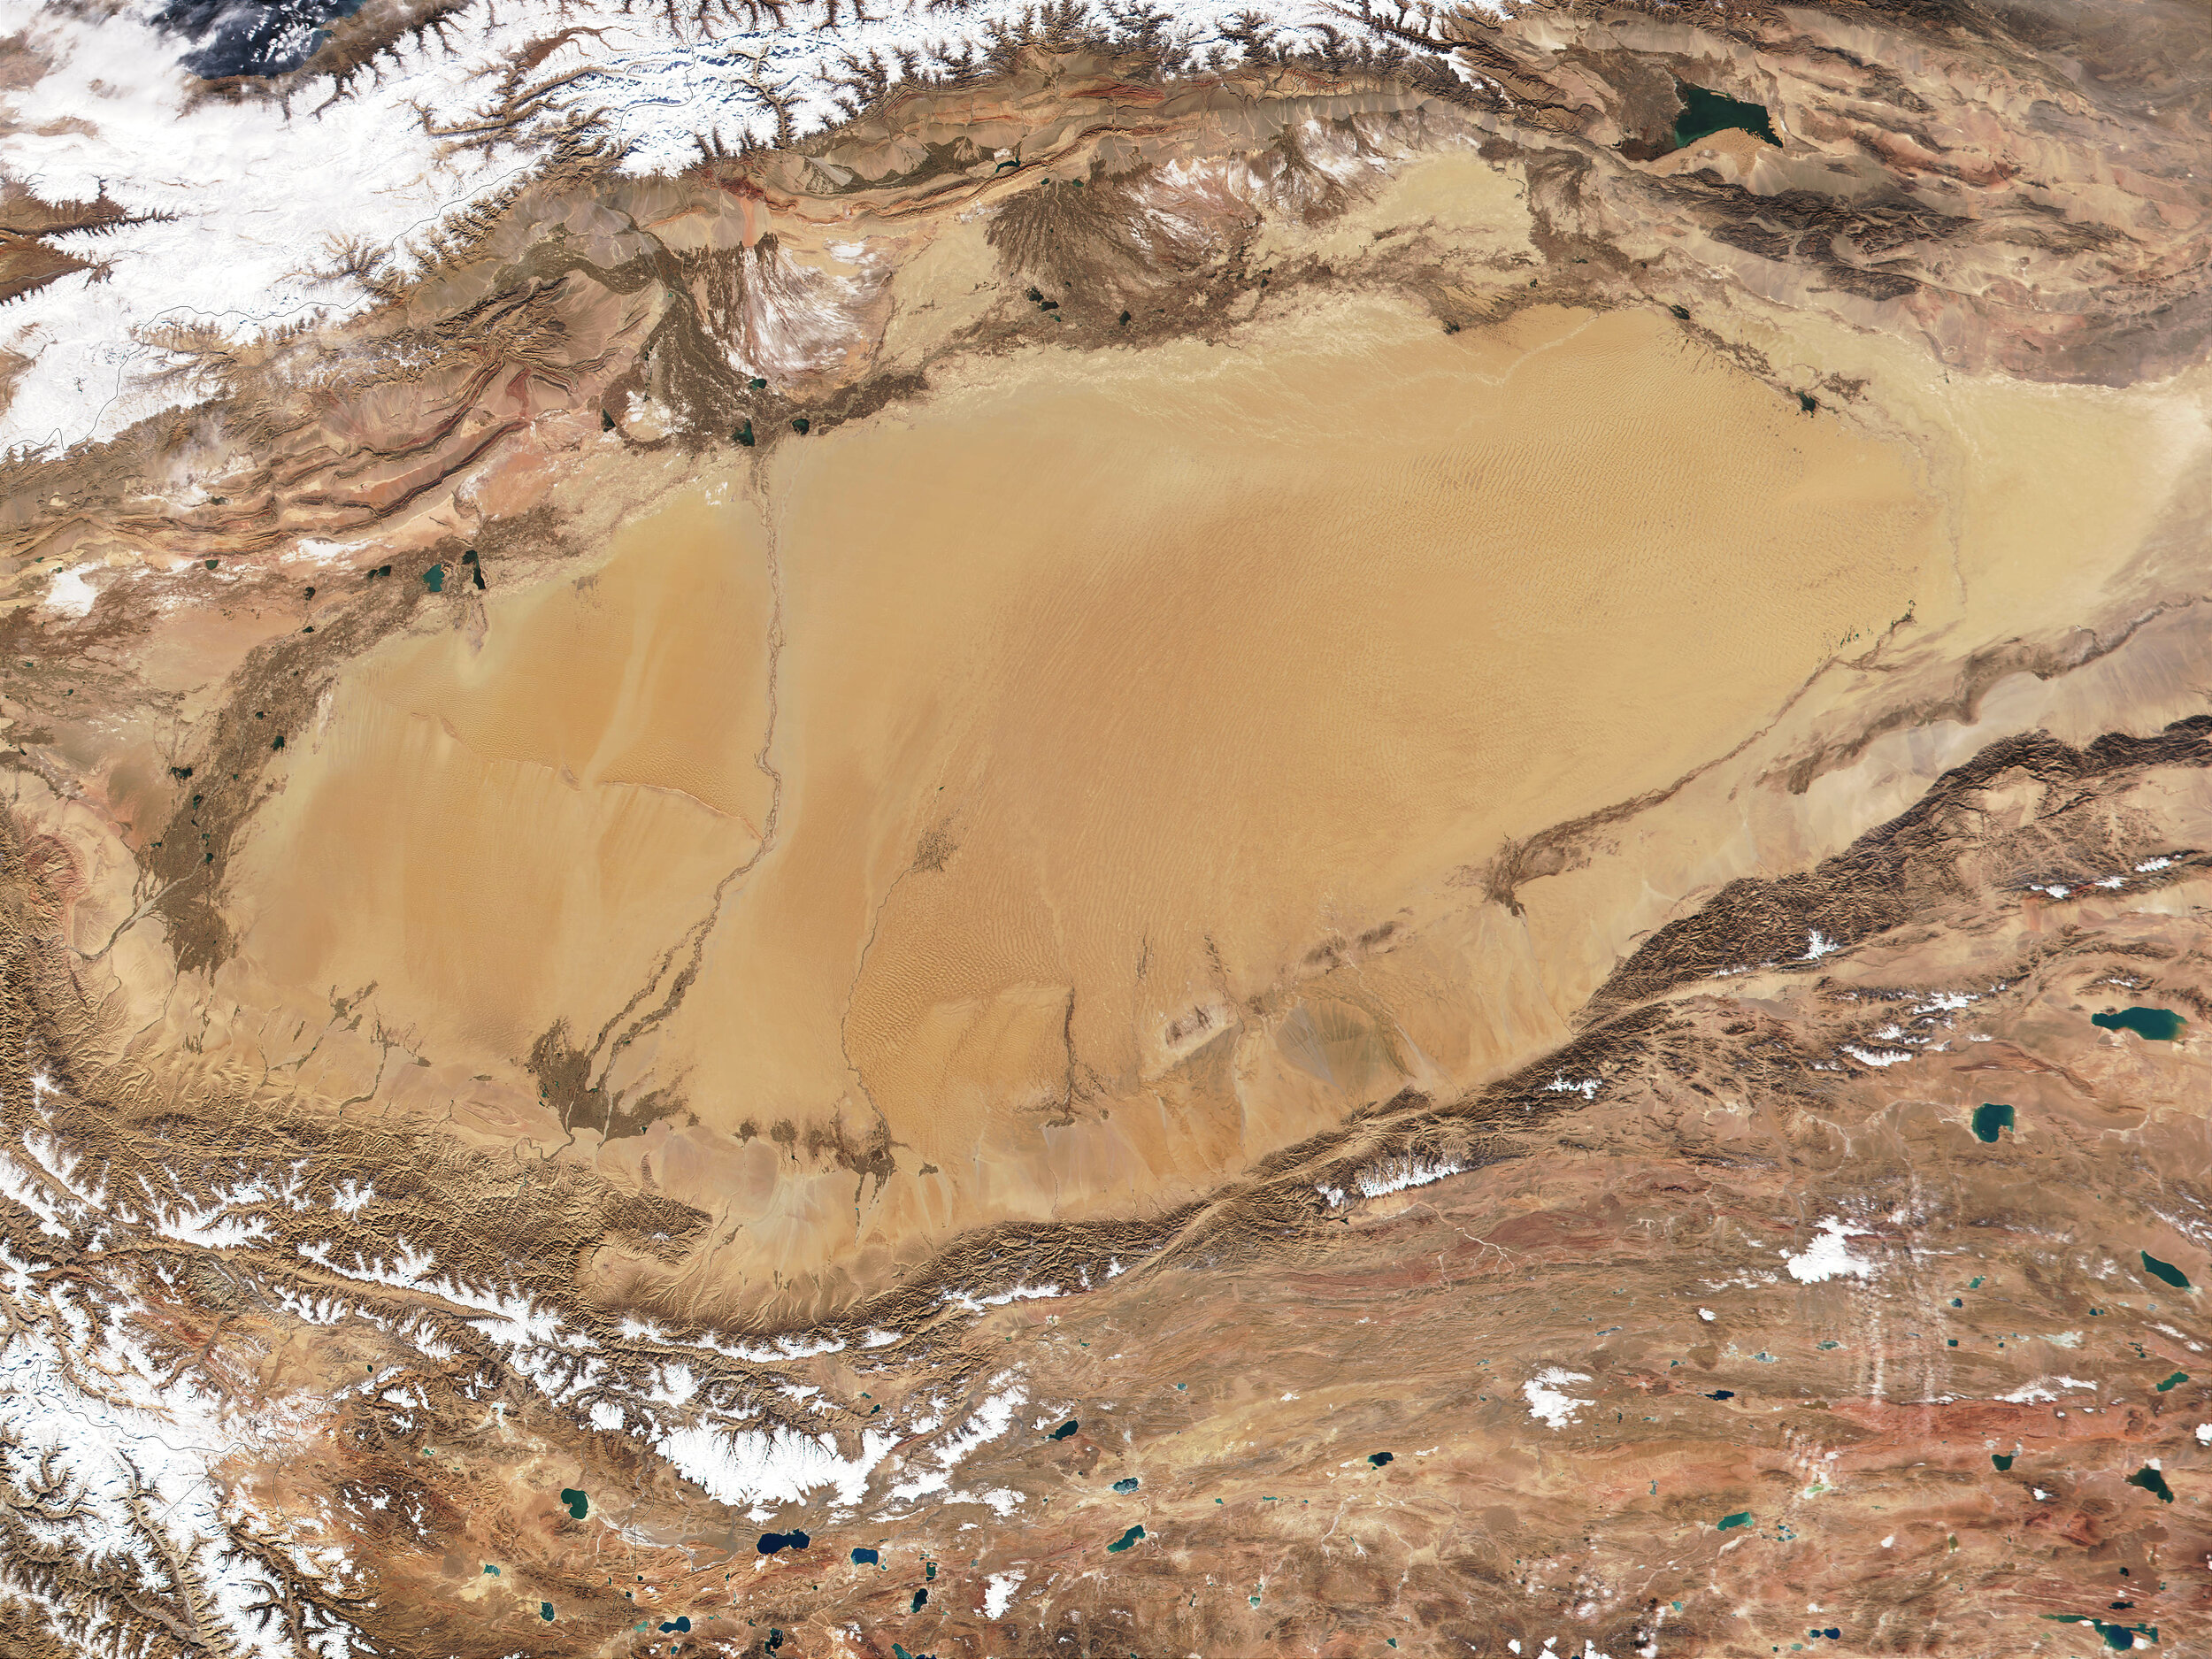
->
[7,699,2212,1650]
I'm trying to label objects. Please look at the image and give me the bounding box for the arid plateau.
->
[3,0,2211,1654]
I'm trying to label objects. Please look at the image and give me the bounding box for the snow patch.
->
[985,1569,1026,1618]
[1356,1154,1467,1199]
[660,1421,896,1517]
[1841,1044,1914,1068]
[0,0,1387,454]
[1784,1218,1876,1285]
[954,1486,1025,1517]
[887,1380,1025,1506]
[941,1283,1064,1314]
[1523,1368,1593,1430]
[1999,1377,2098,1403]
[42,566,98,617]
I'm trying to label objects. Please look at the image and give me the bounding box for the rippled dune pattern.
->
[231,300,1939,1318]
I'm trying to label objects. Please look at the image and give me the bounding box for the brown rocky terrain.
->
[2,0,2210,1654]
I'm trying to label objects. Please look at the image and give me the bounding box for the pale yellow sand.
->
[234,488,776,1059]
[230,296,1940,1302]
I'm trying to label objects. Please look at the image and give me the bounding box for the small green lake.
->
[2126,1465,2174,1503]
[2046,1616,2162,1650]
[1971,1102,2015,1143]
[1106,1524,1146,1553]
[1992,1453,2014,1471]
[2156,1372,2188,1392]
[2093,1006,2185,1041]
[558,1488,588,1520]
[1672,84,1780,150]
[1717,1512,1753,1532]
[2140,1250,2192,1290]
